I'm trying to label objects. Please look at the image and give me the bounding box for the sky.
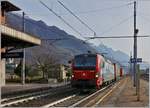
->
[10,0,150,64]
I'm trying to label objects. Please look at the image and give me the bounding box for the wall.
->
[0,59,6,86]
[0,10,6,24]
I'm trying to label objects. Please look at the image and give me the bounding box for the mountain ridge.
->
[6,13,130,67]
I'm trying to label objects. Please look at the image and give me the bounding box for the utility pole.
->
[133,1,138,87]
[136,64,140,101]
[130,53,132,78]
[132,1,141,101]
[22,12,25,85]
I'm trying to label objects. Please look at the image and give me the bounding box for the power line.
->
[16,2,133,16]
[139,14,150,23]
[41,38,68,41]
[39,0,83,37]
[7,12,72,41]
[59,1,133,15]
[8,12,90,49]
[58,0,96,36]
[98,15,133,37]
[86,35,150,39]
[138,12,150,17]
[84,15,133,42]
[42,38,68,46]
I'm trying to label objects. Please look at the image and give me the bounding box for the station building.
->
[0,0,41,85]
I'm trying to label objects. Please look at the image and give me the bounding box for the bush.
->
[6,77,21,83]
[14,63,38,78]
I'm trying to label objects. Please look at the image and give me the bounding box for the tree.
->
[30,42,60,80]
[14,61,31,77]
[66,68,72,80]
[14,62,22,77]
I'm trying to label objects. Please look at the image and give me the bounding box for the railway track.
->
[1,88,52,104]
[1,85,76,107]
[41,79,123,107]
[1,79,124,107]
[42,87,106,107]
[72,79,123,107]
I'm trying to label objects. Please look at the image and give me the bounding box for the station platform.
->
[99,77,149,107]
[1,82,69,98]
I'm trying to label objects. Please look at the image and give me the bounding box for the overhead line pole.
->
[132,1,140,101]
[130,51,133,80]
[133,1,140,100]
[133,1,138,87]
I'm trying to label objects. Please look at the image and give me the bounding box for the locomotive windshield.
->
[74,54,96,70]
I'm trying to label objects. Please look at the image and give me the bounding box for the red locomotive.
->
[71,53,123,89]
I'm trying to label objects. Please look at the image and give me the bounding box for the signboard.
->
[1,52,24,58]
[137,58,142,62]
[130,58,142,63]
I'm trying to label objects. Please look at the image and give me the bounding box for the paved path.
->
[99,77,149,107]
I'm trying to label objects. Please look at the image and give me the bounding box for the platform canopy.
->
[1,25,41,48]
[1,0,21,12]
[1,1,41,49]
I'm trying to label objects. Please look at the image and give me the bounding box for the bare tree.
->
[30,41,60,80]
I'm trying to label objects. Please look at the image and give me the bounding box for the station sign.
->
[130,58,142,63]
[1,52,24,58]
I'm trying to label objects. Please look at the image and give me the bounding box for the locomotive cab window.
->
[74,54,96,70]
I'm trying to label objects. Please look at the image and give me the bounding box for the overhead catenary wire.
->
[20,2,133,16]
[57,0,96,36]
[99,15,133,36]
[10,10,90,50]
[39,0,83,37]
[41,38,68,40]
[7,12,71,48]
[139,14,150,23]
[39,0,91,52]
[138,11,150,17]
[71,2,133,15]
[86,35,150,39]
[41,38,69,45]
[84,15,133,42]
[17,1,133,39]
[7,12,70,41]
[44,38,68,45]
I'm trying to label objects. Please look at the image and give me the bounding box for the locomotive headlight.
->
[72,75,74,78]
[95,73,98,78]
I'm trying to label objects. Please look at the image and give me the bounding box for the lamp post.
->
[22,11,25,85]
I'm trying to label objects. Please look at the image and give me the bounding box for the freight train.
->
[71,53,124,89]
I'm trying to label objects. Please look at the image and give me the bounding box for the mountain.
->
[93,44,129,65]
[5,12,149,73]
[6,13,97,64]
[6,13,135,68]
